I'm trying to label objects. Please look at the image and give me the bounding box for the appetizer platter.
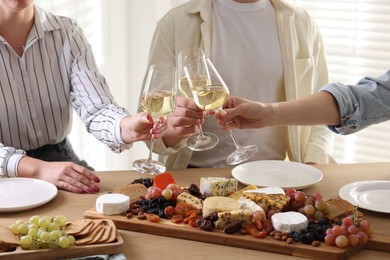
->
[0,216,123,260]
[84,173,388,260]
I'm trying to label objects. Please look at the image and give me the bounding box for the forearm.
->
[271,92,341,126]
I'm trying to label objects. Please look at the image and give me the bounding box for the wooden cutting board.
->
[84,207,389,260]
[0,220,124,260]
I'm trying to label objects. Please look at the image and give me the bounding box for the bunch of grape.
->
[324,215,372,248]
[9,215,74,250]
[285,189,331,219]
[144,183,183,201]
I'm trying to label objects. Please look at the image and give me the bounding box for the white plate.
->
[231,160,323,190]
[339,180,390,214]
[0,178,58,212]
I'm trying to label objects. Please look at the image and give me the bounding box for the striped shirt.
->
[0,6,131,177]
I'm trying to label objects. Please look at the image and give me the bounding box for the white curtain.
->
[286,0,390,163]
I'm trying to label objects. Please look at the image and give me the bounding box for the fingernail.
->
[87,187,95,193]
[94,186,100,192]
[221,110,227,116]
[94,177,100,183]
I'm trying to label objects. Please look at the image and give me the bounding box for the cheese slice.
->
[243,186,285,195]
[96,194,130,215]
[214,209,252,229]
[237,196,266,218]
[271,212,308,233]
[200,177,238,197]
[202,196,240,218]
[176,192,202,213]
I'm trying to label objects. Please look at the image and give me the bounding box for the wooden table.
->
[1,163,389,259]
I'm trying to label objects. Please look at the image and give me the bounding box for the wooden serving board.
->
[83,207,388,260]
[0,227,123,260]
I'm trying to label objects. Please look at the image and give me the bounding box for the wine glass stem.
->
[147,136,155,163]
[228,128,244,152]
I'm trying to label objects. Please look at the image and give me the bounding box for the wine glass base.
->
[133,159,166,175]
[226,145,259,165]
[187,132,219,151]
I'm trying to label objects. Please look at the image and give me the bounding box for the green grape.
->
[15,220,24,226]
[20,235,33,249]
[28,228,38,238]
[18,223,29,235]
[28,223,38,230]
[49,230,62,240]
[29,215,40,225]
[10,223,19,235]
[47,222,60,232]
[39,231,50,242]
[38,217,50,229]
[53,215,67,227]
[58,236,70,248]
[68,235,75,245]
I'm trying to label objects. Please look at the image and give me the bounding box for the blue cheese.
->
[200,177,238,197]
[271,212,308,233]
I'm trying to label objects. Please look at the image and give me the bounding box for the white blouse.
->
[0,6,130,177]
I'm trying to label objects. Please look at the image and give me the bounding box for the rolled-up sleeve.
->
[0,145,25,178]
[321,70,390,135]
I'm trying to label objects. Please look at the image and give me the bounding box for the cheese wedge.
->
[228,184,258,200]
[237,196,266,218]
[96,194,130,215]
[271,212,308,233]
[214,209,252,229]
[202,196,240,218]
[176,192,202,213]
[200,177,238,197]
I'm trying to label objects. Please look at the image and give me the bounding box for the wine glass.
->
[177,48,219,151]
[184,57,258,165]
[133,64,177,175]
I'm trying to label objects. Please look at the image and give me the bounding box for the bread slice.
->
[113,183,147,203]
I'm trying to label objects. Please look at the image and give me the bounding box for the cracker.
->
[65,219,93,236]
[0,225,20,245]
[75,224,104,246]
[113,183,147,203]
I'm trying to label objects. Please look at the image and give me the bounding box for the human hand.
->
[18,157,100,193]
[214,96,272,130]
[120,112,162,143]
[162,96,204,147]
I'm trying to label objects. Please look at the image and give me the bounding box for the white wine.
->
[179,76,209,99]
[142,90,176,118]
[179,77,193,99]
[192,85,229,111]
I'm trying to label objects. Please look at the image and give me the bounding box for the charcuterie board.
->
[0,219,124,260]
[83,207,389,260]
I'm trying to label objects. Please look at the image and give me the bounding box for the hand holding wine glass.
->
[184,57,258,165]
[177,48,219,151]
[133,64,177,175]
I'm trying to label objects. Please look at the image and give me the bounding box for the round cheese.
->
[96,193,130,215]
[271,212,308,233]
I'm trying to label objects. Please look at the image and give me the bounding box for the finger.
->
[61,173,98,193]
[73,164,100,183]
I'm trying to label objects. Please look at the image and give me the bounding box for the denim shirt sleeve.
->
[320,70,390,135]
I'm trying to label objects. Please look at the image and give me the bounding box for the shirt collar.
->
[34,5,62,39]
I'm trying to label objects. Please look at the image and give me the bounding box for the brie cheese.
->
[271,212,308,233]
[96,193,130,215]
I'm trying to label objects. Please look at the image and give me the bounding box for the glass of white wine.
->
[184,57,258,165]
[177,48,219,151]
[133,64,177,175]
